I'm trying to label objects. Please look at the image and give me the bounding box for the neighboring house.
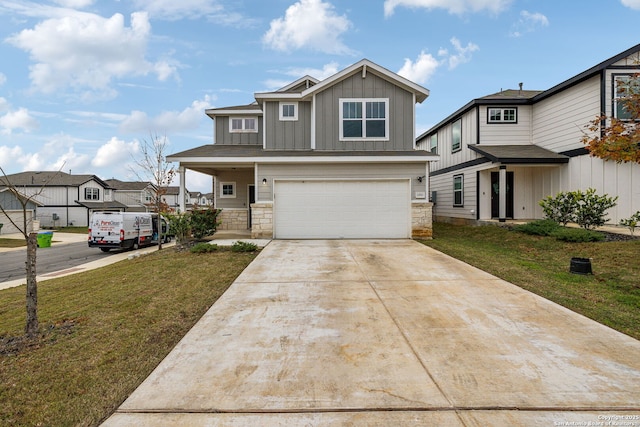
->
[416,44,640,225]
[104,179,156,212]
[168,59,437,239]
[162,186,183,212]
[0,171,126,227]
[0,188,43,234]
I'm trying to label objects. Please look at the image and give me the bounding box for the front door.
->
[491,171,514,219]
[248,184,256,228]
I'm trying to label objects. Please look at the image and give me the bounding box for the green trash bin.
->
[37,231,53,248]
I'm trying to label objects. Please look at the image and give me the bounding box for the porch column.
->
[178,166,186,213]
[499,165,507,222]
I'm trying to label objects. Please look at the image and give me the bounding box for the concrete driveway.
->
[102,240,640,426]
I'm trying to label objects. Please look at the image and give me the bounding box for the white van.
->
[88,211,170,252]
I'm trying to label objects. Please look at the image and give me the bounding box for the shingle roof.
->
[468,144,569,164]
[0,171,109,188]
[104,179,154,191]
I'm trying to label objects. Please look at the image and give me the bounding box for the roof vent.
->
[518,82,523,95]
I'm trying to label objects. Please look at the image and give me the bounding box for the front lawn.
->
[0,248,257,426]
[420,222,640,340]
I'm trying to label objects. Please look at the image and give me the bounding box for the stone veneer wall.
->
[411,202,433,239]
[217,209,248,231]
[250,202,273,238]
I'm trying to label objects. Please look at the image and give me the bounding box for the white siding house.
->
[417,44,640,225]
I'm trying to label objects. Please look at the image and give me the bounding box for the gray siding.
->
[314,72,415,151]
[256,162,427,202]
[264,101,312,150]
[214,170,254,209]
[214,116,263,146]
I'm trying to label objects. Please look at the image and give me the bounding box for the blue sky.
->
[0,0,639,192]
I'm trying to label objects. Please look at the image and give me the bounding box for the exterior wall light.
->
[262,178,267,185]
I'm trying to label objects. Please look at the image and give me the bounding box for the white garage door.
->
[274,180,411,239]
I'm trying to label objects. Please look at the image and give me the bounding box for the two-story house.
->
[168,59,438,239]
[417,43,640,225]
[104,179,156,212]
[0,171,126,228]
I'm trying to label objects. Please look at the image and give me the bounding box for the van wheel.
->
[132,240,139,250]
[100,248,110,252]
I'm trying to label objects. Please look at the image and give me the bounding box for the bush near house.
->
[539,188,617,230]
[620,211,640,235]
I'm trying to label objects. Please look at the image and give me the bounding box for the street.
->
[0,241,118,283]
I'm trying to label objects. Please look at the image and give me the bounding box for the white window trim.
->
[229,117,258,133]
[451,118,462,153]
[613,74,638,121]
[339,98,389,141]
[220,181,236,198]
[279,102,298,121]
[487,107,517,123]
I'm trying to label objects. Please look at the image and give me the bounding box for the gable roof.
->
[255,59,430,104]
[418,42,640,142]
[0,171,110,188]
[104,179,154,191]
[276,75,319,93]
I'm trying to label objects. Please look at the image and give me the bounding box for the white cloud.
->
[285,62,340,80]
[0,145,26,169]
[510,10,549,37]
[621,0,640,10]
[384,0,513,17]
[119,95,215,134]
[439,37,479,69]
[263,0,353,54]
[397,51,440,84]
[0,107,39,134]
[92,137,140,168]
[51,0,95,8]
[5,11,179,98]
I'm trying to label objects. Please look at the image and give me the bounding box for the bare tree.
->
[0,167,61,338]
[130,134,176,250]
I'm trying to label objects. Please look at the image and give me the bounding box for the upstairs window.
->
[339,98,389,141]
[613,75,640,121]
[451,118,462,153]
[84,187,100,200]
[279,102,298,121]
[488,108,517,123]
[230,117,258,133]
[428,133,438,154]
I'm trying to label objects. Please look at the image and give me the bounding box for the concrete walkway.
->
[102,240,640,426]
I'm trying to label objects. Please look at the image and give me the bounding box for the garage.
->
[273,179,411,239]
[0,210,34,235]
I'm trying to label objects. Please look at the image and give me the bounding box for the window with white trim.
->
[451,118,462,153]
[613,75,639,121]
[453,175,464,207]
[279,102,298,121]
[84,187,100,200]
[339,98,389,141]
[230,117,258,133]
[488,107,517,123]
[220,182,236,198]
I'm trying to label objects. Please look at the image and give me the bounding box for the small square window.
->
[220,182,236,198]
[279,102,298,121]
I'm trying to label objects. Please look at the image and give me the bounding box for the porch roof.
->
[75,201,129,209]
[468,145,569,164]
[168,144,438,161]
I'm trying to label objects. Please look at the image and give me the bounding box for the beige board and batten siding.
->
[430,107,478,172]
[214,116,264,146]
[532,76,600,153]
[431,168,478,222]
[214,170,254,209]
[479,105,534,145]
[256,162,428,202]
[264,101,312,150]
[314,71,415,151]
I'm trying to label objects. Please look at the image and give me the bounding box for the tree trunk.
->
[25,232,39,338]
[157,213,163,251]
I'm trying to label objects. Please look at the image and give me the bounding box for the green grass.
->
[420,223,640,340]
[0,238,25,248]
[0,248,257,426]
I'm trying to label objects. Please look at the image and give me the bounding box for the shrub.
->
[190,208,222,239]
[551,228,605,242]
[513,219,561,236]
[620,211,640,235]
[539,191,579,226]
[190,242,218,253]
[573,188,618,230]
[164,213,191,244]
[231,241,258,252]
